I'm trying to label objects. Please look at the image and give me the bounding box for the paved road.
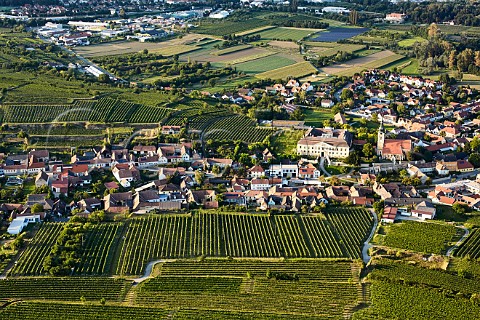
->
[446,226,470,257]
[132,259,176,284]
[319,157,331,177]
[362,209,378,265]
[38,34,120,81]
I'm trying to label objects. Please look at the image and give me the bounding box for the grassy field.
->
[234,54,295,74]
[253,27,321,41]
[271,129,305,156]
[256,61,317,80]
[397,36,427,47]
[303,108,335,127]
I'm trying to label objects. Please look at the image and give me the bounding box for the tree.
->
[475,51,480,68]
[468,153,480,168]
[329,176,340,186]
[31,203,44,213]
[195,171,205,185]
[98,74,110,83]
[448,51,456,70]
[452,202,469,215]
[427,23,439,39]
[212,165,221,175]
[349,10,359,25]
[373,200,384,216]
[340,88,353,101]
[362,143,374,158]
[345,151,360,165]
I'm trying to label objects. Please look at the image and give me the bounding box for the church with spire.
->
[377,118,412,161]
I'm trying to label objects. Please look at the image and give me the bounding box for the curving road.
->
[362,209,378,264]
[446,226,470,257]
[132,259,176,283]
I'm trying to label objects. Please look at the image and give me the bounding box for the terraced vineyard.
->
[10,223,124,277]
[1,303,171,320]
[326,207,374,259]
[203,115,276,143]
[455,229,480,258]
[356,258,480,319]
[116,211,373,275]
[383,220,457,254]
[75,223,126,275]
[163,107,232,131]
[9,223,64,276]
[0,277,130,301]
[300,216,344,257]
[134,260,361,318]
[0,98,170,123]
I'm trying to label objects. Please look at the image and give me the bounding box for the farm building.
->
[321,7,350,14]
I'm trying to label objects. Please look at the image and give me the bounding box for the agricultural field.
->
[256,61,317,80]
[382,221,458,254]
[9,223,64,276]
[325,207,374,259]
[354,258,480,319]
[9,222,126,277]
[321,50,404,77]
[0,261,360,319]
[74,223,125,275]
[455,229,480,259]
[0,70,118,104]
[0,278,130,301]
[212,44,252,56]
[268,40,299,50]
[115,210,373,275]
[74,35,206,57]
[311,27,369,42]
[202,115,276,143]
[0,98,171,124]
[195,18,270,37]
[252,27,320,41]
[397,36,427,48]
[233,54,295,74]
[0,303,171,320]
[134,260,362,318]
[305,43,365,59]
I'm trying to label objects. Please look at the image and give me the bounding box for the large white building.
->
[322,7,350,14]
[297,128,352,158]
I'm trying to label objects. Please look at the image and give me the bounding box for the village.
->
[2,68,480,234]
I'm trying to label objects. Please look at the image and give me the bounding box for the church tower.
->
[377,118,385,156]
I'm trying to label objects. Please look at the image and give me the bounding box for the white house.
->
[267,164,298,178]
[251,178,270,191]
[321,99,334,108]
[7,215,41,235]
